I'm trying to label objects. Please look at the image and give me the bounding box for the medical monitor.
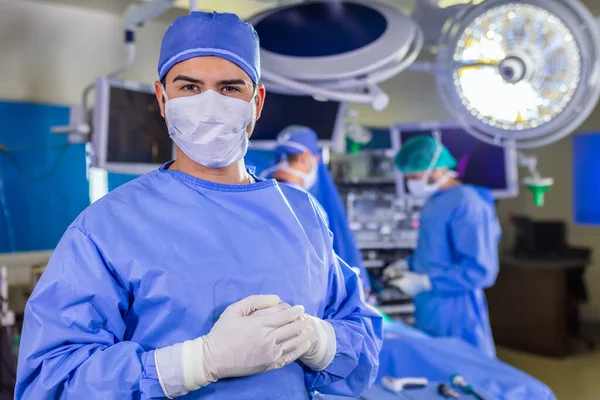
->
[573,133,600,225]
[393,121,518,199]
[250,92,345,149]
[92,77,173,174]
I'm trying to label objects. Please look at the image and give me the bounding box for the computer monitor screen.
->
[573,133,600,224]
[106,87,171,164]
[93,77,173,174]
[251,92,342,145]
[396,122,518,198]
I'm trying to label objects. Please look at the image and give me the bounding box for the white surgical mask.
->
[163,88,254,168]
[407,173,450,198]
[259,138,319,189]
[280,156,318,189]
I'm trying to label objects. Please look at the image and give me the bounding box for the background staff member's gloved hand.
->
[389,272,432,297]
[383,259,409,280]
[155,295,312,398]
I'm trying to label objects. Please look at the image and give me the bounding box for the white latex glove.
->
[383,259,409,280]
[252,301,292,316]
[155,295,312,398]
[254,304,336,371]
[389,272,432,297]
[299,314,337,371]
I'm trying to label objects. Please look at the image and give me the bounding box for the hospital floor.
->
[497,327,600,400]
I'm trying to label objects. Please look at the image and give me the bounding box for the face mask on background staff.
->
[163,88,255,168]
[260,141,320,189]
[279,155,319,189]
[406,173,451,198]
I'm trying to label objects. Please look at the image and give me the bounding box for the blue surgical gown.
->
[411,185,500,358]
[263,161,370,292]
[278,180,370,292]
[276,181,329,223]
[16,163,382,399]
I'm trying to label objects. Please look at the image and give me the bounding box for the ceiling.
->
[22,0,415,23]
[24,0,600,26]
[26,0,272,22]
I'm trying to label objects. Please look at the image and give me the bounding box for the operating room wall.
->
[0,0,172,288]
[506,116,600,323]
[0,0,168,105]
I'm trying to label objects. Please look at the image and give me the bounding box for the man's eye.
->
[222,86,241,93]
[182,84,198,91]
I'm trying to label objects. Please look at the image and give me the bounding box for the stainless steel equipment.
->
[347,192,420,250]
[332,149,422,322]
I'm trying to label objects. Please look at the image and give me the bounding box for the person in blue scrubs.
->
[386,135,500,358]
[266,126,323,202]
[16,12,382,399]
[263,126,371,292]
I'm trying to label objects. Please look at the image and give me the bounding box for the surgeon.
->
[386,135,500,358]
[16,12,382,399]
[270,126,321,195]
[263,126,371,292]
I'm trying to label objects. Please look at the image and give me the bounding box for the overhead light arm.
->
[124,0,175,28]
[52,0,175,141]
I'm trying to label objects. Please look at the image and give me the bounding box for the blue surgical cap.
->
[158,11,260,83]
[275,126,320,156]
[395,135,457,173]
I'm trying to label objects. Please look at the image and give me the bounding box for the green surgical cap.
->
[395,135,457,173]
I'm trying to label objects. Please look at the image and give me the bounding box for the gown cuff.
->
[155,342,189,399]
[301,318,337,371]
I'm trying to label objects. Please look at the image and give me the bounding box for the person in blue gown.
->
[261,126,370,292]
[386,135,500,358]
[15,12,382,399]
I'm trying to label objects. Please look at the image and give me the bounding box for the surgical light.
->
[248,0,423,111]
[437,0,485,9]
[436,0,600,149]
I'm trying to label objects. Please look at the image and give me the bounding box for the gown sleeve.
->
[15,226,165,399]
[303,205,383,397]
[428,200,500,295]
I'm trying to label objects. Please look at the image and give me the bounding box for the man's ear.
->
[428,168,445,183]
[254,84,266,120]
[154,81,166,118]
[299,151,314,170]
[301,150,312,163]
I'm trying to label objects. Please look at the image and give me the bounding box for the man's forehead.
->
[166,56,253,83]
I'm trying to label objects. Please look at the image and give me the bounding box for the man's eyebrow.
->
[172,75,204,84]
[217,79,249,86]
